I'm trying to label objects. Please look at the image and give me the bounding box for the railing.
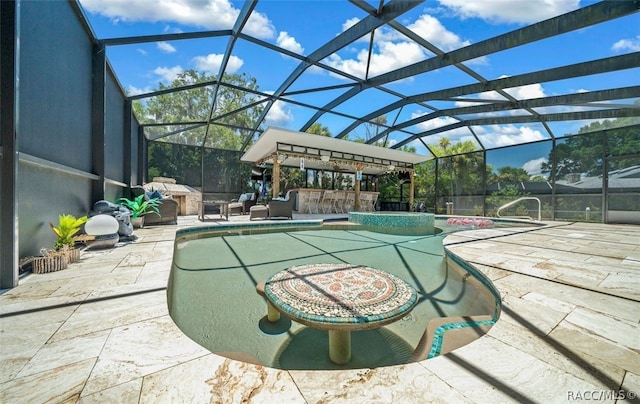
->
[496,197,541,221]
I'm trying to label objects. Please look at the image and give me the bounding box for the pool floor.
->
[169,222,496,369]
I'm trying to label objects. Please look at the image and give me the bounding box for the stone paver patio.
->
[1,215,638,403]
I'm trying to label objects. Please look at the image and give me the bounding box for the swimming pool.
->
[167,218,530,370]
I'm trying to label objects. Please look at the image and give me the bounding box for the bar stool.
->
[332,190,345,213]
[320,190,334,214]
[343,192,355,212]
[306,190,322,214]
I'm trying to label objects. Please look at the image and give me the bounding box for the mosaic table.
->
[264,263,418,364]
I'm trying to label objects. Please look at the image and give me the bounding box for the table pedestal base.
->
[266,301,280,322]
[329,330,351,364]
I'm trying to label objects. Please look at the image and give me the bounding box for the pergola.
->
[241,127,430,208]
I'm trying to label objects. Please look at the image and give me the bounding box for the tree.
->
[305,123,331,137]
[135,69,263,151]
[136,70,263,189]
[412,138,487,213]
[488,166,531,184]
[541,112,640,179]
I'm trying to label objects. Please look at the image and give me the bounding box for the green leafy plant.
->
[118,195,161,219]
[50,214,88,249]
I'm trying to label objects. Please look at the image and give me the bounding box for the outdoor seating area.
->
[227,192,259,215]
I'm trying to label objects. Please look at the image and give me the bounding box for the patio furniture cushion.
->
[229,192,258,215]
[250,205,268,220]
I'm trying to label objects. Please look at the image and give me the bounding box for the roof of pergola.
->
[241,127,430,175]
[91,0,640,158]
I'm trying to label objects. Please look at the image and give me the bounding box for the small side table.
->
[249,205,268,220]
[199,200,229,221]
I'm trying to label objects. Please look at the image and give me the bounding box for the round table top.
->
[264,263,418,331]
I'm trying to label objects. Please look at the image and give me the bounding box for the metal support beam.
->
[91,42,106,203]
[368,85,640,144]
[138,126,146,184]
[394,106,638,149]
[124,99,133,187]
[335,2,640,139]
[0,0,19,288]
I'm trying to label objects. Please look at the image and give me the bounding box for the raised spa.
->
[348,211,435,235]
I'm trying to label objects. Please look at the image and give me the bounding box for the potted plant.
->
[119,194,161,228]
[49,214,88,264]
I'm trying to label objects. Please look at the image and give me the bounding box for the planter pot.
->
[63,247,81,263]
[132,216,145,229]
[32,255,68,274]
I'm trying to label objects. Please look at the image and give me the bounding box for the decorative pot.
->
[60,246,81,263]
[32,254,67,274]
[132,216,145,229]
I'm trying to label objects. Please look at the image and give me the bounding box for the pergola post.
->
[409,170,415,212]
[354,173,361,211]
[272,153,281,198]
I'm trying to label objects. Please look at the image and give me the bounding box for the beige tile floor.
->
[1,215,638,403]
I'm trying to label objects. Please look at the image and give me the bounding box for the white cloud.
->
[277,31,304,54]
[412,112,460,132]
[157,41,176,53]
[192,54,243,75]
[324,12,473,80]
[454,80,547,112]
[136,48,148,56]
[126,84,153,96]
[476,124,546,148]
[522,157,547,176]
[437,0,580,24]
[262,93,293,126]
[325,40,426,79]
[503,83,546,100]
[342,17,360,32]
[612,35,640,52]
[407,14,470,51]
[153,65,184,83]
[79,0,275,39]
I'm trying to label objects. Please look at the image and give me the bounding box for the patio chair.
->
[227,191,258,215]
[268,190,298,219]
[320,190,334,214]
[332,190,345,213]
[368,192,379,211]
[359,193,371,212]
[305,190,322,214]
[343,192,355,212]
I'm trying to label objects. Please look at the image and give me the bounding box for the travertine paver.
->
[1,217,638,403]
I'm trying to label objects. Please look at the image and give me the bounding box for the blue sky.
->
[78,0,639,175]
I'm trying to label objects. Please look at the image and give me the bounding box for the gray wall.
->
[15,0,139,258]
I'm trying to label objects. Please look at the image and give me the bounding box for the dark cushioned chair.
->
[268,190,297,219]
[228,191,258,215]
[130,186,179,225]
[144,198,178,225]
